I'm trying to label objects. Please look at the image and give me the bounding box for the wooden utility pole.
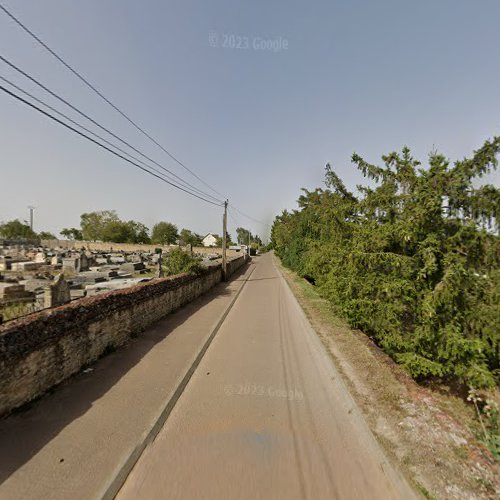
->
[222,200,228,280]
[157,249,163,278]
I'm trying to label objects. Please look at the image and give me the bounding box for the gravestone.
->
[44,274,71,308]
[0,256,10,271]
[79,252,89,272]
[11,261,41,272]
[62,257,80,273]
[34,252,46,263]
[128,254,142,263]
[119,262,146,273]
[51,255,62,266]
[109,254,126,264]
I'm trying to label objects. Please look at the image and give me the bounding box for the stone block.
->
[0,283,34,301]
[79,253,89,272]
[11,261,41,272]
[119,262,146,273]
[62,257,80,273]
[23,278,51,292]
[34,252,47,263]
[44,274,71,308]
[51,255,62,266]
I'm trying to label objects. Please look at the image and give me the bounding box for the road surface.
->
[117,253,415,499]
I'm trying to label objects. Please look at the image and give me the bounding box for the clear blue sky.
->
[1,0,499,241]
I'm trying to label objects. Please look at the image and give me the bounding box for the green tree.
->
[0,219,38,239]
[78,211,150,244]
[99,220,151,244]
[131,222,151,244]
[100,220,133,243]
[272,137,500,389]
[162,248,203,275]
[124,221,150,244]
[179,228,203,246]
[236,227,251,245]
[151,222,178,245]
[80,210,119,241]
[215,232,233,247]
[236,227,262,246]
[60,227,83,240]
[38,231,57,239]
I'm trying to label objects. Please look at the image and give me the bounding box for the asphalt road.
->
[117,253,416,499]
[0,261,252,500]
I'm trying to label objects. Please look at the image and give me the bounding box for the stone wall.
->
[0,256,246,417]
[0,239,40,247]
[40,239,242,257]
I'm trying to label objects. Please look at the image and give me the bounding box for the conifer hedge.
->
[272,138,500,388]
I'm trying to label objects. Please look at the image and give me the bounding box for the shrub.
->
[162,248,204,276]
[272,138,500,388]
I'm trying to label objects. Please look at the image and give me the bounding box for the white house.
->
[202,233,218,247]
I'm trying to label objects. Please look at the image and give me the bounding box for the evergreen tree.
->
[272,138,500,388]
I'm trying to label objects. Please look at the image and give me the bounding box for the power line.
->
[228,210,239,227]
[0,54,223,204]
[0,56,266,226]
[229,204,271,228]
[0,74,221,202]
[0,4,271,226]
[0,53,223,203]
[0,2,226,200]
[0,83,222,207]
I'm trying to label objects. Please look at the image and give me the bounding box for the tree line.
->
[0,210,263,249]
[0,219,56,241]
[235,227,263,248]
[271,137,499,389]
[0,211,206,245]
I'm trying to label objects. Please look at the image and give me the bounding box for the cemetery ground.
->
[275,256,500,500]
[0,240,233,323]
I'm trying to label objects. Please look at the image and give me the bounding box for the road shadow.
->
[0,262,251,485]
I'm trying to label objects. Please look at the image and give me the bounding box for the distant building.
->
[202,233,218,247]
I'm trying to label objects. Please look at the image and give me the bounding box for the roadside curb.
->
[101,262,257,499]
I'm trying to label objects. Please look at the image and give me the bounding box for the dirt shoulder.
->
[275,255,499,499]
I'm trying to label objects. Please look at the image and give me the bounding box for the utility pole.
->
[157,249,163,278]
[248,230,251,257]
[28,206,35,231]
[222,200,228,280]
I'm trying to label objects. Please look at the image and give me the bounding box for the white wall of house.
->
[202,233,218,247]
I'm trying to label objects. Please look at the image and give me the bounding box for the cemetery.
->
[0,239,241,323]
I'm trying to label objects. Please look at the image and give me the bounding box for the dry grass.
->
[276,255,499,499]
